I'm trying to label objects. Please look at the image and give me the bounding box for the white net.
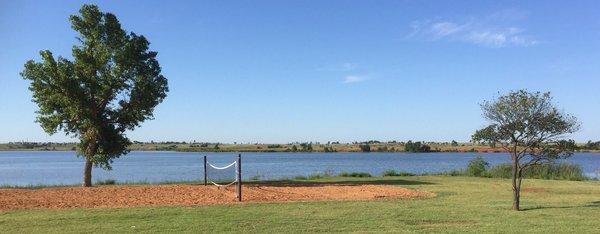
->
[206,161,238,187]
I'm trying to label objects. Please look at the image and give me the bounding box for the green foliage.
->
[20,4,168,175]
[451,140,459,146]
[488,163,586,181]
[323,146,336,152]
[338,172,372,177]
[359,144,371,152]
[472,90,579,164]
[299,143,313,152]
[466,156,489,177]
[305,170,335,180]
[582,141,600,150]
[404,141,431,152]
[293,175,307,180]
[472,90,580,210]
[382,170,415,176]
[433,169,466,176]
[376,146,389,152]
[95,179,116,185]
[308,173,327,180]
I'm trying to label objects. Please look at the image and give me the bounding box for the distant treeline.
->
[3,140,600,153]
[581,141,600,151]
[0,142,77,151]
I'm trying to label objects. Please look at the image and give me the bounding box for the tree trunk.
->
[83,156,93,187]
[516,174,523,209]
[512,174,522,211]
[511,152,521,211]
[82,136,98,187]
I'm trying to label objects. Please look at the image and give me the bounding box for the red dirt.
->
[0,184,433,211]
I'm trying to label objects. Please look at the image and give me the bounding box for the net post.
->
[203,155,207,186]
[237,154,242,202]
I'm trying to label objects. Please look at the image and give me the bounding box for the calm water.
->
[0,151,599,186]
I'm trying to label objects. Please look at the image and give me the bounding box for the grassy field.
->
[0,176,598,233]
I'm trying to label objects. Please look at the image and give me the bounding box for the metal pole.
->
[237,154,242,201]
[203,155,207,186]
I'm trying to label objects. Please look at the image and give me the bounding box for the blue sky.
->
[1,0,599,143]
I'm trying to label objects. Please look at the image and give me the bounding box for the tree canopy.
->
[472,90,578,210]
[21,4,168,186]
[404,141,431,153]
[472,90,579,166]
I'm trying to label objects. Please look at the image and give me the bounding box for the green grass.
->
[0,176,599,233]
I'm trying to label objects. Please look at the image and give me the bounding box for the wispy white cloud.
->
[343,75,369,84]
[430,22,467,38]
[408,10,538,48]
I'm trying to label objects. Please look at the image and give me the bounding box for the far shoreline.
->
[1,142,599,154]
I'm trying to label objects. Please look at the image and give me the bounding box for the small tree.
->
[467,156,489,177]
[21,5,168,187]
[472,90,578,211]
[359,144,371,152]
[404,141,431,152]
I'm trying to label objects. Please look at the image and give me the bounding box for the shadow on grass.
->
[246,178,434,187]
[522,201,600,211]
[586,201,600,207]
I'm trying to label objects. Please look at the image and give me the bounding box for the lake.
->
[0,151,599,186]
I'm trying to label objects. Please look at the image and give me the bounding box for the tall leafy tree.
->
[21,5,168,187]
[472,90,578,211]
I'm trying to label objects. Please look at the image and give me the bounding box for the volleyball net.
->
[203,154,242,201]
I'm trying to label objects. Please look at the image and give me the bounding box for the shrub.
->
[382,170,415,176]
[445,169,465,176]
[404,141,432,152]
[359,144,371,152]
[583,140,600,150]
[308,173,326,180]
[293,175,308,180]
[376,146,388,152]
[398,171,415,176]
[338,172,372,177]
[307,170,335,180]
[96,179,116,185]
[383,169,398,176]
[299,143,313,152]
[323,146,336,152]
[467,156,489,177]
[488,163,586,181]
[487,164,513,178]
